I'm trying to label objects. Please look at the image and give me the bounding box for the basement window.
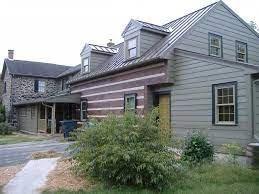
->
[212,82,237,125]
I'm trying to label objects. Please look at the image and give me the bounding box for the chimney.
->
[8,50,14,60]
[107,39,115,47]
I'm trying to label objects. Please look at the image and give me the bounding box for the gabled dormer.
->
[80,43,117,74]
[122,19,169,60]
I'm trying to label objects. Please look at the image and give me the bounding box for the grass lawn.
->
[0,133,48,145]
[43,163,259,194]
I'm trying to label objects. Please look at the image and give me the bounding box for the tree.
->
[249,20,258,31]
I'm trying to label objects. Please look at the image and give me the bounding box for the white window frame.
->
[81,100,87,121]
[38,81,46,93]
[209,33,222,58]
[127,37,137,59]
[214,84,236,125]
[236,41,247,63]
[82,57,90,73]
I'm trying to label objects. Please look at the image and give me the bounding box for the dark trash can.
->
[60,120,77,138]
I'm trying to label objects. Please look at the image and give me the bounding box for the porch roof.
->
[13,90,81,106]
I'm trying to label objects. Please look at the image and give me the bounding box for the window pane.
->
[211,37,220,47]
[223,88,228,95]
[229,88,233,95]
[224,106,229,114]
[219,113,223,121]
[225,114,230,121]
[83,58,89,66]
[219,106,224,114]
[129,48,137,58]
[128,38,136,49]
[229,95,233,103]
[218,97,222,104]
[230,114,234,122]
[223,96,228,104]
[218,89,223,96]
[230,105,234,113]
[210,47,220,56]
[125,95,136,111]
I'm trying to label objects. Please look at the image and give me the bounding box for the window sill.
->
[209,54,222,58]
[213,123,237,126]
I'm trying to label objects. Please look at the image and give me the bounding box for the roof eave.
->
[69,57,167,85]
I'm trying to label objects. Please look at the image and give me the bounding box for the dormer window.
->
[127,37,137,59]
[82,57,89,73]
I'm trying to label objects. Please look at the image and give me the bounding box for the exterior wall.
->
[12,75,58,104]
[170,51,253,146]
[140,30,164,56]
[17,105,38,133]
[253,81,259,139]
[177,4,259,65]
[71,62,169,118]
[2,68,13,121]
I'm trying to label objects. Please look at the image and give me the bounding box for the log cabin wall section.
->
[71,62,170,118]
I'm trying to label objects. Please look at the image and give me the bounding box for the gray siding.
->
[171,52,252,146]
[90,53,110,72]
[254,82,259,138]
[140,30,163,55]
[177,4,259,65]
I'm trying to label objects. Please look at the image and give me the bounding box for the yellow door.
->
[159,94,170,129]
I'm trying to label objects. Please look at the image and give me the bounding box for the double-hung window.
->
[82,57,89,73]
[124,94,137,112]
[236,41,247,62]
[209,33,222,57]
[34,80,45,93]
[127,37,137,59]
[81,100,87,121]
[213,82,237,125]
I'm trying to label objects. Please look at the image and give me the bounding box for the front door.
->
[154,93,171,129]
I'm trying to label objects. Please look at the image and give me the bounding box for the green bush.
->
[221,143,243,164]
[0,104,6,123]
[0,122,14,135]
[182,131,214,164]
[70,109,183,191]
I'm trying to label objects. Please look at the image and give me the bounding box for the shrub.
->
[0,122,14,135]
[70,109,183,191]
[0,104,6,123]
[182,131,214,164]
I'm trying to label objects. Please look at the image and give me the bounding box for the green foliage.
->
[0,104,6,123]
[182,131,214,164]
[70,109,182,191]
[0,122,15,135]
[221,143,243,164]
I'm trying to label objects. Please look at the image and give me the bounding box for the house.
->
[1,49,81,134]
[68,0,259,146]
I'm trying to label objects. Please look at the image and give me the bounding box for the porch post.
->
[51,103,56,135]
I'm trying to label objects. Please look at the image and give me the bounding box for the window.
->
[124,94,137,111]
[127,37,137,59]
[61,78,68,90]
[213,82,237,125]
[236,41,247,62]
[209,33,222,57]
[40,105,45,119]
[81,100,87,121]
[34,80,45,93]
[31,106,36,119]
[3,82,6,93]
[82,57,89,73]
[20,107,27,117]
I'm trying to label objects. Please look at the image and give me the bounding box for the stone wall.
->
[12,76,58,104]
[2,68,12,121]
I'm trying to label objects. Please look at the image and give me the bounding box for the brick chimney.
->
[107,39,115,47]
[8,50,14,60]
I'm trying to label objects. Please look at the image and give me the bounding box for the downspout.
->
[252,79,259,141]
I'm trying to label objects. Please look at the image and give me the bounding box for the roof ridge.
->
[89,43,117,50]
[135,19,168,29]
[7,59,71,67]
[162,1,218,27]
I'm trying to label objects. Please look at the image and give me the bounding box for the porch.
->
[15,93,81,134]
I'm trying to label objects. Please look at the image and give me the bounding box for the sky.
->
[0,0,259,69]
